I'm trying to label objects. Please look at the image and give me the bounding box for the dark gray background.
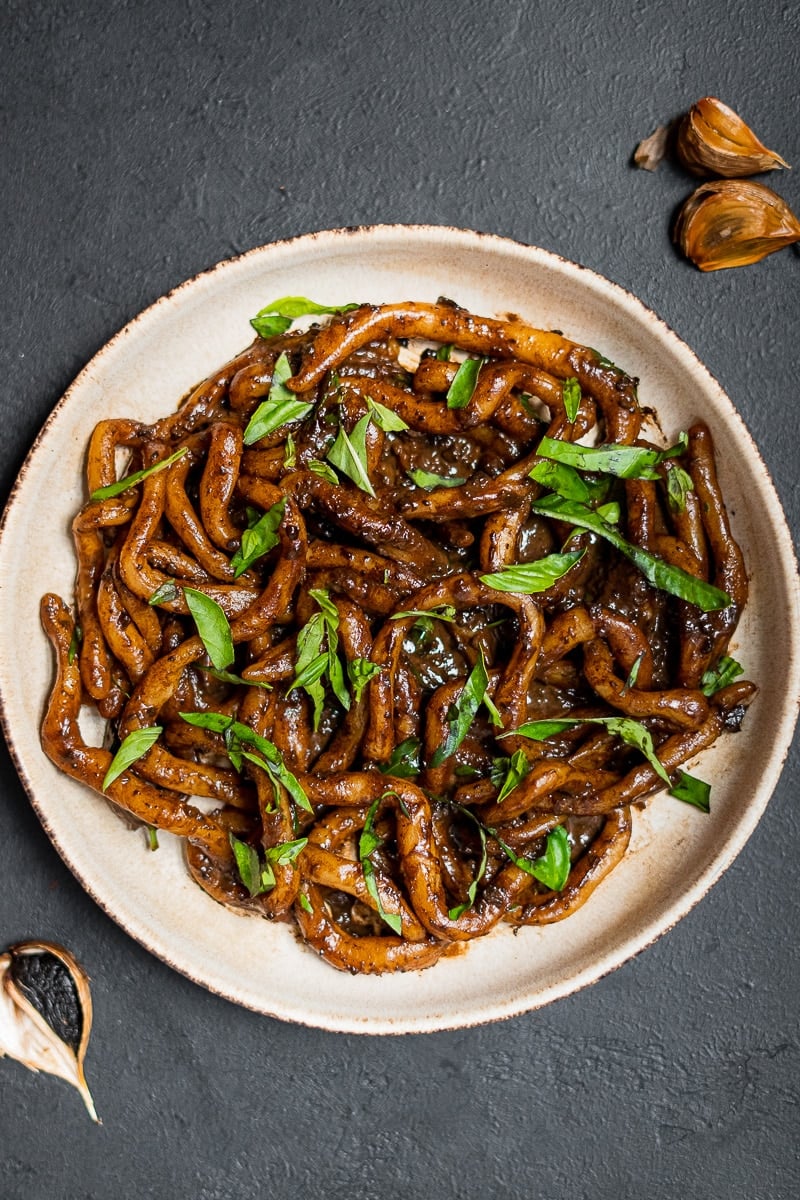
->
[1,1,798,1196]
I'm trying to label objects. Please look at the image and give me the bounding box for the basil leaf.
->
[283,432,297,470]
[529,459,605,503]
[700,655,744,697]
[252,296,358,322]
[448,815,488,920]
[669,770,711,812]
[90,447,187,501]
[199,667,270,690]
[146,827,159,852]
[230,498,286,578]
[326,413,375,495]
[622,651,645,692]
[348,658,382,703]
[536,433,688,481]
[378,737,421,779]
[180,713,312,811]
[366,395,409,432]
[359,797,403,935]
[230,833,267,897]
[493,749,530,803]
[250,313,293,339]
[480,550,584,594]
[184,588,235,670]
[435,344,453,361]
[266,836,308,866]
[562,378,581,423]
[431,648,493,766]
[102,726,162,790]
[493,825,571,891]
[148,580,180,606]
[407,468,467,490]
[531,494,731,612]
[508,715,711,811]
[290,590,349,726]
[243,354,312,445]
[446,357,485,409]
[666,464,694,513]
[391,605,457,623]
[298,892,313,914]
[307,458,340,485]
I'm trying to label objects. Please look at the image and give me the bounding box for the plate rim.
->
[2,223,799,1034]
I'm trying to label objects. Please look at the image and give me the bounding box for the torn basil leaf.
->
[102,726,163,790]
[230,499,286,579]
[407,468,467,490]
[446,356,485,409]
[90,446,188,501]
[666,464,694,513]
[562,378,581,423]
[199,666,271,690]
[366,395,409,432]
[326,413,375,495]
[243,354,312,445]
[378,737,421,779]
[529,458,608,504]
[536,432,688,481]
[307,458,340,485]
[431,648,496,766]
[531,493,730,611]
[492,749,530,803]
[359,797,403,935]
[391,604,457,623]
[67,624,82,665]
[348,658,382,703]
[492,825,571,891]
[184,588,235,670]
[700,655,744,697]
[480,549,584,594]
[180,712,312,811]
[435,344,453,361]
[668,771,711,812]
[289,589,349,728]
[448,812,488,920]
[148,580,180,606]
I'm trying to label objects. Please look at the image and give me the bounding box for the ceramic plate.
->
[1,226,798,1033]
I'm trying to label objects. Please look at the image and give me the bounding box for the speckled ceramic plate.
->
[1,226,798,1033]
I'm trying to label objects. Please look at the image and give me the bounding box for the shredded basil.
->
[494,826,571,891]
[102,726,163,791]
[448,809,488,920]
[563,378,581,423]
[148,580,180,606]
[67,624,82,665]
[243,353,312,445]
[390,605,457,624]
[491,749,530,803]
[359,798,403,934]
[146,826,159,852]
[348,658,382,703]
[230,499,286,579]
[531,493,730,611]
[180,712,312,812]
[90,447,188,501]
[326,413,375,495]
[407,468,467,490]
[666,464,694,513]
[298,892,313,914]
[289,589,349,728]
[431,648,499,767]
[365,395,409,432]
[199,666,271,690]
[307,458,340,485]
[446,357,485,409]
[378,737,421,779]
[229,832,308,897]
[480,549,584,593]
[283,433,297,469]
[184,588,235,670]
[700,655,744,697]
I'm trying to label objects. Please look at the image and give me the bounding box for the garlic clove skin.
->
[677,97,790,178]
[634,123,671,171]
[0,941,99,1122]
[675,179,800,271]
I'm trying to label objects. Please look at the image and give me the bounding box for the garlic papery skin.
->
[674,179,800,271]
[0,943,99,1122]
[677,97,790,178]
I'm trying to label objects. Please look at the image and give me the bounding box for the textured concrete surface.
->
[1,1,798,1196]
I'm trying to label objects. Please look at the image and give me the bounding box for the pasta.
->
[40,298,755,975]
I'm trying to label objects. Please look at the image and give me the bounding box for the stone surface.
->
[1,1,798,1196]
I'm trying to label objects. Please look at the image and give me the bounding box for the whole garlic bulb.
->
[677,97,790,178]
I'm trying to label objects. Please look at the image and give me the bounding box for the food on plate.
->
[40,297,755,974]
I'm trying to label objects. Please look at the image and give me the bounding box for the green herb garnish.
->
[289,588,349,728]
[535,432,688,481]
[700,655,744,697]
[229,832,308,897]
[148,580,180,606]
[102,726,163,791]
[490,749,530,803]
[230,499,286,579]
[283,433,297,469]
[146,826,159,852]
[378,737,421,779]
[528,459,609,504]
[348,658,382,703]
[67,624,82,665]
[480,549,584,594]
[562,378,581,423]
[448,808,488,920]
[407,468,467,490]
[494,825,571,891]
[90,447,187,501]
[180,712,312,811]
[307,458,340,485]
[506,715,711,811]
[326,413,375,495]
[391,604,457,624]
[184,588,235,670]
[365,395,409,432]
[243,353,312,445]
[359,798,403,934]
[199,667,271,690]
[531,493,730,612]
[250,296,358,338]
[431,648,501,767]
[446,357,485,409]
[435,344,453,361]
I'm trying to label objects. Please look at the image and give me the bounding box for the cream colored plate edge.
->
[1,225,798,1034]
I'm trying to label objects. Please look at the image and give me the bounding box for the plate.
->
[1,225,798,1033]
